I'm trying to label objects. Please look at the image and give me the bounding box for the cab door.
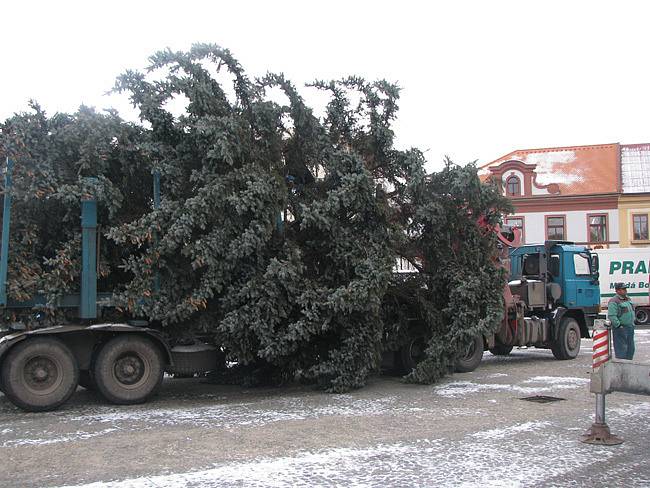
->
[563,252,597,308]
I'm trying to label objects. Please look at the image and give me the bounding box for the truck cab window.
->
[573,253,591,276]
[549,254,560,277]
[523,253,540,276]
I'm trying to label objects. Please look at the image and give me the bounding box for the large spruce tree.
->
[0,44,510,390]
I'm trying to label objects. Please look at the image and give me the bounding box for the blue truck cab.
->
[504,241,600,359]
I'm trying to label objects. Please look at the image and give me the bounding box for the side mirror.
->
[591,254,599,272]
[591,269,600,286]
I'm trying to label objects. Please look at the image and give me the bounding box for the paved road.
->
[1,331,649,487]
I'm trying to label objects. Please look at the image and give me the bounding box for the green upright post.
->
[80,194,97,319]
[153,171,161,209]
[153,171,161,293]
[0,157,14,307]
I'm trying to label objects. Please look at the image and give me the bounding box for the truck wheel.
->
[396,337,428,374]
[489,343,514,356]
[551,317,581,360]
[0,338,79,412]
[635,308,650,325]
[454,335,484,373]
[93,335,164,405]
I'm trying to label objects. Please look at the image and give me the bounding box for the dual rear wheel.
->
[93,335,164,405]
[1,335,164,412]
[0,338,78,412]
[396,335,484,374]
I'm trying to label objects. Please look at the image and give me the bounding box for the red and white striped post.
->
[592,327,610,369]
[582,319,623,445]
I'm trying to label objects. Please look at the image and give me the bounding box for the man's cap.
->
[614,282,627,290]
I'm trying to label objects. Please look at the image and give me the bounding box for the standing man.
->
[607,282,635,360]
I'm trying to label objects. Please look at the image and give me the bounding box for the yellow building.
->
[618,144,650,248]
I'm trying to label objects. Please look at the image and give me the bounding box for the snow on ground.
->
[0,365,594,448]
[634,329,650,344]
[2,428,118,448]
[522,376,589,386]
[3,335,648,487]
[432,374,588,398]
[53,406,650,488]
[607,401,650,417]
[0,394,436,447]
[469,421,550,440]
[2,368,592,447]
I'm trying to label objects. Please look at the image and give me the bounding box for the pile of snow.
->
[526,150,583,186]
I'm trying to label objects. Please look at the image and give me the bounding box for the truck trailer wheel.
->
[0,337,79,412]
[636,308,650,326]
[93,335,164,405]
[454,335,484,373]
[489,343,513,356]
[551,317,581,360]
[396,337,428,375]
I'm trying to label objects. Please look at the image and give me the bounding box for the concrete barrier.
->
[582,319,650,445]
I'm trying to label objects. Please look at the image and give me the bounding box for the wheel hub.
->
[462,342,476,360]
[409,339,427,364]
[567,329,579,350]
[23,356,62,394]
[114,354,146,386]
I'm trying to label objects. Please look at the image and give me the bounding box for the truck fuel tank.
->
[519,316,550,345]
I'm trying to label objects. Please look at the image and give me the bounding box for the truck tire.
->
[396,337,428,374]
[1,337,79,412]
[635,308,650,326]
[454,335,484,373]
[489,343,514,356]
[93,335,164,405]
[551,317,581,360]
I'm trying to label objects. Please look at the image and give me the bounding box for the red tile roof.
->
[479,143,620,196]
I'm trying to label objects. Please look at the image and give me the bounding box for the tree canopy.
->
[0,44,511,391]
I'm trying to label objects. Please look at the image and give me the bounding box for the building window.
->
[505,216,525,241]
[588,214,608,243]
[546,216,565,240]
[505,175,521,196]
[633,214,649,240]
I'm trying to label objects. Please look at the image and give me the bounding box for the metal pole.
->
[153,171,161,293]
[0,157,14,307]
[153,170,161,210]
[594,393,606,425]
[581,319,623,445]
[80,196,98,319]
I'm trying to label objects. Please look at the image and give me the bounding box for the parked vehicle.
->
[392,232,602,374]
[0,168,221,412]
[500,240,600,357]
[0,156,601,412]
[592,247,650,325]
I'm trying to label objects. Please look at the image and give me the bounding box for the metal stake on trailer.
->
[0,157,13,307]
